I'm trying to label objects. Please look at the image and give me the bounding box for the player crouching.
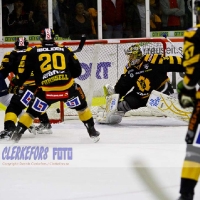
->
[96,43,185,124]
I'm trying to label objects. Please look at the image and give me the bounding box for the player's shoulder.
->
[184,25,200,40]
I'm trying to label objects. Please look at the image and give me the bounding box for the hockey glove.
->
[177,80,196,108]
[8,77,20,95]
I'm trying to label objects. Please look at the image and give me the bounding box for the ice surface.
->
[0,112,199,200]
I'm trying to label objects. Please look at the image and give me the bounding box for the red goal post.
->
[0,38,168,123]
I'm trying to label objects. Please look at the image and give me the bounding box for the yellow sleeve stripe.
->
[183,76,190,85]
[151,54,158,64]
[183,54,200,67]
[169,56,174,64]
[184,30,197,38]
[158,58,163,64]
[4,52,11,56]
[2,58,9,62]
[26,47,32,52]
[67,47,73,52]
[177,56,182,65]
[185,66,195,75]
[144,55,151,62]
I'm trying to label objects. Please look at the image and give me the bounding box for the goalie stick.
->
[72,34,86,53]
[146,90,192,122]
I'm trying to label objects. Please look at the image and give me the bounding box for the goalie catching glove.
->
[8,77,20,95]
[177,80,196,108]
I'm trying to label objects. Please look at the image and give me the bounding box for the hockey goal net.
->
[0,38,166,123]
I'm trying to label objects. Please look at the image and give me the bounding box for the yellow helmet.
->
[124,44,143,65]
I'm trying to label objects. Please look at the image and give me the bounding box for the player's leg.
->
[96,91,147,124]
[33,112,52,134]
[10,90,51,142]
[65,83,100,142]
[1,87,37,138]
[178,99,200,200]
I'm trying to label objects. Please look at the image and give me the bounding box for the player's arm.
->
[15,48,33,86]
[66,47,82,78]
[156,55,184,72]
[176,28,200,108]
[0,52,14,78]
[182,28,200,87]
[114,67,135,98]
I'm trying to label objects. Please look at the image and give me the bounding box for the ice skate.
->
[0,129,14,140]
[10,126,26,143]
[86,125,100,143]
[28,124,37,135]
[177,194,193,200]
[35,122,53,134]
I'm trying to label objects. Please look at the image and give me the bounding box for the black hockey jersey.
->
[182,25,200,88]
[115,54,184,98]
[15,44,82,91]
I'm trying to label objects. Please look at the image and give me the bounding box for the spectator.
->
[102,0,125,39]
[33,0,48,34]
[53,0,70,38]
[160,0,185,30]
[124,0,145,38]
[184,0,192,29]
[7,0,35,35]
[150,0,162,31]
[69,2,96,40]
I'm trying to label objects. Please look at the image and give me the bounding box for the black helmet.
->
[40,28,55,46]
[14,37,29,50]
[194,0,200,15]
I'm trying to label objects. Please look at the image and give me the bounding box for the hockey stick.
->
[72,34,86,53]
[133,160,170,200]
[162,34,183,57]
[163,34,184,88]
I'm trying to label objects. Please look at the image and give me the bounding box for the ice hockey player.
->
[8,28,100,143]
[0,37,52,139]
[176,0,200,199]
[96,43,185,124]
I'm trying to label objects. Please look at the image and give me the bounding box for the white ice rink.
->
[0,111,199,200]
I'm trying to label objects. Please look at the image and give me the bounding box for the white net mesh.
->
[59,39,166,119]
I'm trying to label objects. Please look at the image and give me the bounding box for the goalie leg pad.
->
[96,94,124,124]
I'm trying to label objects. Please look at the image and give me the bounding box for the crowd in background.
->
[2,0,193,40]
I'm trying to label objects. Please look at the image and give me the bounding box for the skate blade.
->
[91,136,100,143]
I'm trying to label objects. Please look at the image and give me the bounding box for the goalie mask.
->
[40,28,55,46]
[124,44,143,65]
[194,0,200,15]
[14,37,29,50]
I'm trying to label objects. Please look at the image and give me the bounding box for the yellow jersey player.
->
[176,1,200,199]
[96,43,185,124]
[0,37,52,139]
[8,28,100,143]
